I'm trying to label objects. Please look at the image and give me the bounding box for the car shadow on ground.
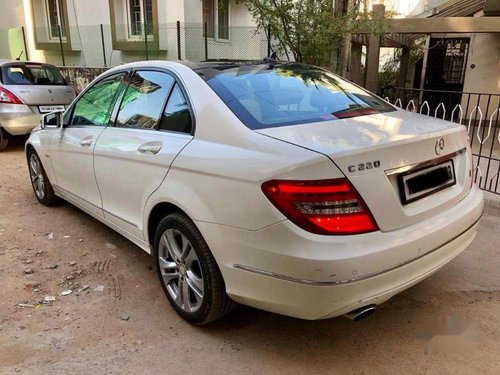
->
[34,181,426,361]
[3,134,29,153]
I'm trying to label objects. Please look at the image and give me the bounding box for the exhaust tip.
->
[343,305,377,321]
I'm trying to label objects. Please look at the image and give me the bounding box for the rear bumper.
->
[196,185,483,319]
[0,104,40,135]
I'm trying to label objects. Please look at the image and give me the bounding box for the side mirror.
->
[41,110,64,129]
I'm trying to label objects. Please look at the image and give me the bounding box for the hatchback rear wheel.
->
[0,128,9,151]
[153,212,236,324]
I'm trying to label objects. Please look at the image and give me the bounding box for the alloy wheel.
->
[158,228,204,313]
[29,154,45,200]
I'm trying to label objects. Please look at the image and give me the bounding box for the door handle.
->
[137,141,162,155]
[79,137,93,147]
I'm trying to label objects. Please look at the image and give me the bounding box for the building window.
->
[30,0,71,50]
[444,40,469,84]
[203,0,215,38]
[218,0,229,39]
[203,0,229,40]
[45,0,66,39]
[109,0,160,51]
[126,0,153,38]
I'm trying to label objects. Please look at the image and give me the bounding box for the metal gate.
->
[385,88,500,195]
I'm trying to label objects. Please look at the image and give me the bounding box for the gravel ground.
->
[1,135,500,375]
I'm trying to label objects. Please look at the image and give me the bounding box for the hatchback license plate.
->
[39,105,65,113]
[399,160,456,204]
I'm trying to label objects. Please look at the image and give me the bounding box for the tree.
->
[238,0,390,70]
[378,38,425,98]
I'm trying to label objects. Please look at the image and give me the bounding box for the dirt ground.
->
[1,136,500,375]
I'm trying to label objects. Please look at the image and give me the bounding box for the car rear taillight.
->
[262,178,378,235]
[0,87,23,104]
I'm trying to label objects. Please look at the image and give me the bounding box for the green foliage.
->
[378,38,425,97]
[378,52,400,98]
[238,0,390,67]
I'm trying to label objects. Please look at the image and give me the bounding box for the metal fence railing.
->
[0,23,273,68]
[383,88,500,195]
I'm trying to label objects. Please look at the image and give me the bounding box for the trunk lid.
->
[257,110,473,232]
[7,85,75,106]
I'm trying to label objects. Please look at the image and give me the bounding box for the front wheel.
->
[153,212,237,324]
[27,149,59,206]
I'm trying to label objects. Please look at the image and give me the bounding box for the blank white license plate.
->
[399,160,456,204]
[39,105,65,113]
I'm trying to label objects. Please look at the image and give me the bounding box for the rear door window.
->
[70,73,127,127]
[3,64,66,85]
[158,84,192,134]
[115,71,175,130]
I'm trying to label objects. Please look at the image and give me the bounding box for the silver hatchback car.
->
[0,61,75,150]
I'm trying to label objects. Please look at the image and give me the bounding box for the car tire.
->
[27,149,59,206]
[0,128,9,151]
[153,212,237,324]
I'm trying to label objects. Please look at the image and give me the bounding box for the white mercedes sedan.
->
[26,60,483,324]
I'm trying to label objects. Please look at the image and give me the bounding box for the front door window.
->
[71,73,126,127]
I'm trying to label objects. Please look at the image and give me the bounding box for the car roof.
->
[178,60,278,70]
[104,59,293,74]
[2,59,289,72]
[0,60,59,68]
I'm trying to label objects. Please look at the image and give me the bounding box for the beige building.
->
[410,0,499,98]
[381,0,499,96]
[0,0,498,99]
[0,0,264,66]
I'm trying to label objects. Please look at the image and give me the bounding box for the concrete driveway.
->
[1,136,499,374]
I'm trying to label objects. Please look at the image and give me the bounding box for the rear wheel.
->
[153,212,237,324]
[27,149,59,206]
[0,128,9,151]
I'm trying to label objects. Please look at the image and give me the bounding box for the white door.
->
[94,70,194,238]
[50,72,128,217]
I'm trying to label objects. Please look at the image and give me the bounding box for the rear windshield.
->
[197,63,395,129]
[1,64,66,86]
